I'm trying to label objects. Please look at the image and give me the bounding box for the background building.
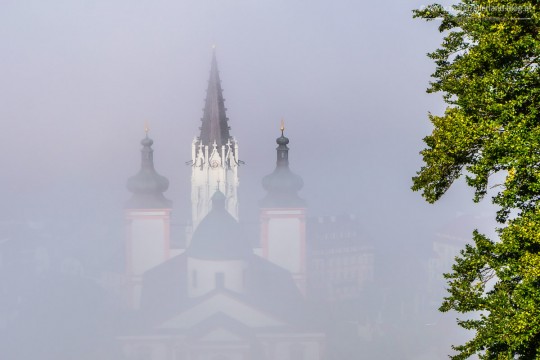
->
[120,53,332,360]
[307,215,374,303]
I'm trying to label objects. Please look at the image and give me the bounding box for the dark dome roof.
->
[127,169,169,195]
[276,135,289,146]
[141,136,154,147]
[262,166,303,193]
[126,134,172,209]
[262,166,303,196]
[260,131,305,208]
[188,191,252,260]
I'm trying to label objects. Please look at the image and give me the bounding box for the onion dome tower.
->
[260,122,305,208]
[125,129,172,309]
[187,190,252,298]
[260,122,307,295]
[126,133,172,209]
[190,49,239,237]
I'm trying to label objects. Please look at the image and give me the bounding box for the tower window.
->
[175,349,187,360]
[212,356,230,360]
[242,269,247,288]
[192,270,198,288]
[135,346,153,360]
[289,344,305,360]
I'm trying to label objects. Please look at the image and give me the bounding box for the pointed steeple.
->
[126,131,172,209]
[199,49,231,148]
[190,49,239,233]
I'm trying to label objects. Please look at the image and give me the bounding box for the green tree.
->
[412,1,540,359]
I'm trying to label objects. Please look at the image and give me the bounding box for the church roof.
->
[126,133,172,209]
[199,50,231,148]
[138,253,312,332]
[137,196,314,332]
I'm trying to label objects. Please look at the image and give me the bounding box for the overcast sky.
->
[0,0,496,246]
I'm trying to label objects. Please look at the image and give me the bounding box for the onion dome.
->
[126,133,172,209]
[260,124,305,208]
[276,133,289,146]
[188,190,252,260]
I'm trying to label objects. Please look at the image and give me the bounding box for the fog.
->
[0,1,497,359]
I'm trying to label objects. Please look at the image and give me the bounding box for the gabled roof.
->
[158,292,287,330]
[136,253,314,335]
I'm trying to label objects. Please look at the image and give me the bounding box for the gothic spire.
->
[199,49,231,148]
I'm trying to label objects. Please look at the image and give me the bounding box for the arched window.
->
[242,269,248,287]
[215,272,225,288]
[135,346,152,360]
[289,343,305,360]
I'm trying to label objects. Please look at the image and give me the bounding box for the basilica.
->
[120,51,328,360]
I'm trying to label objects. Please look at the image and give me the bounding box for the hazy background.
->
[0,0,497,357]
[0,0,495,232]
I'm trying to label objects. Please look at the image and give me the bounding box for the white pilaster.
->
[125,208,171,308]
[260,208,307,295]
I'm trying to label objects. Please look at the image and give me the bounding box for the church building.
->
[120,51,325,360]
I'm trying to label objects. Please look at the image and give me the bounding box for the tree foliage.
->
[412,1,540,358]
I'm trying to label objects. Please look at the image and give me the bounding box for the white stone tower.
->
[260,123,307,295]
[125,130,172,309]
[191,50,239,235]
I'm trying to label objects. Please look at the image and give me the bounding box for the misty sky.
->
[0,0,496,248]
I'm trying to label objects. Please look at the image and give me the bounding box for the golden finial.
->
[212,44,216,50]
[144,121,150,135]
[280,118,285,136]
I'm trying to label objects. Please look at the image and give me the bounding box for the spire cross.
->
[144,121,150,136]
[280,118,285,137]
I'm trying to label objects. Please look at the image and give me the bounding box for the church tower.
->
[191,50,239,236]
[260,123,307,295]
[125,130,172,309]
